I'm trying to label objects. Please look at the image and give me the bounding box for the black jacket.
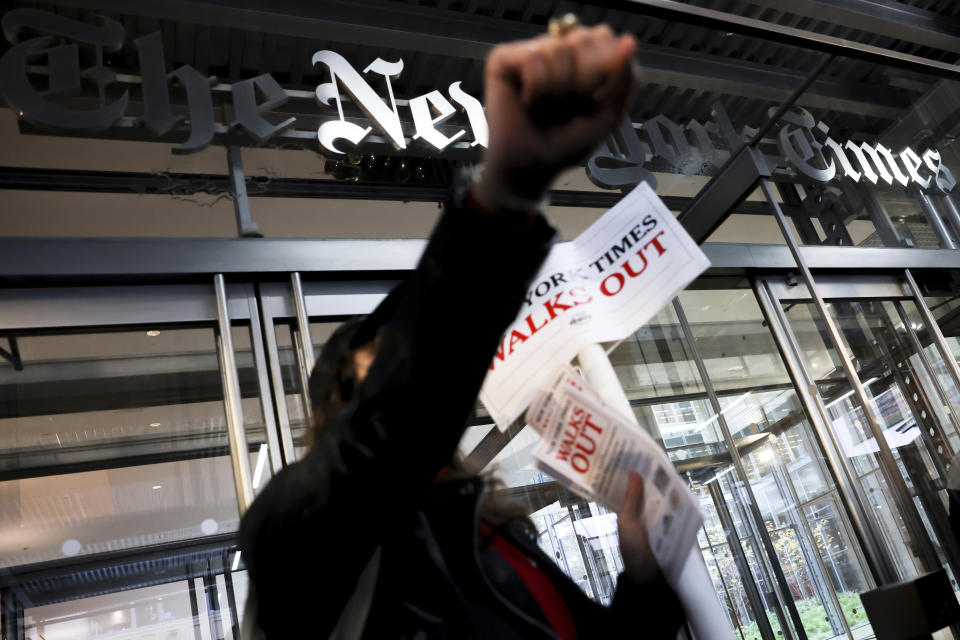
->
[239,180,685,638]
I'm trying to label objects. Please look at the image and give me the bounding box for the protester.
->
[239,19,685,639]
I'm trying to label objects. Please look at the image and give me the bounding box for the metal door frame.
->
[756,268,960,592]
[256,278,399,463]
[0,280,273,528]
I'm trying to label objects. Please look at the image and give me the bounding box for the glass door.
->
[758,275,960,602]
[0,282,276,640]
[258,278,397,462]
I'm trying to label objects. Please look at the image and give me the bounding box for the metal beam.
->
[0,438,262,483]
[0,166,784,213]
[3,237,960,279]
[46,0,960,83]
[607,0,960,82]
[2,533,237,607]
[722,0,960,56]
[677,145,771,243]
[0,4,930,133]
[638,46,905,120]
[45,0,521,61]
[880,80,960,151]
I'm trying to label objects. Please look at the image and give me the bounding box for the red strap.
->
[479,524,579,640]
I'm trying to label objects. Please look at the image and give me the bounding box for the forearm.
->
[337,175,555,483]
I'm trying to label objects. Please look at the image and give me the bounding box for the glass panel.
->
[0,328,239,566]
[23,568,250,640]
[803,498,871,632]
[482,292,803,638]
[528,498,623,605]
[920,288,960,454]
[682,286,878,639]
[609,304,705,401]
[25,581,200,640]
[694,483,766,639]
[782,295,960,591]
[763,53,960,250]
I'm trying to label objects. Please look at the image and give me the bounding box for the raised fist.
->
[476,24,637,207]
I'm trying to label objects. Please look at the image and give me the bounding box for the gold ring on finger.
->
[548,13,579,37]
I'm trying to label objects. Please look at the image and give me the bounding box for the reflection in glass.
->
[273,322,309,458]
[24,570,249,640]
[783,296,960,591]
[0,329,242,567]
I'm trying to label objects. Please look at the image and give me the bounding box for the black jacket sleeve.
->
[238,182,555,637]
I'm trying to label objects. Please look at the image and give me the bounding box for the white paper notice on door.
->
[479,182,710,431]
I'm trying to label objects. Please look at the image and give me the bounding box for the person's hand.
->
[618,471,659,585]
[476,23,637,207]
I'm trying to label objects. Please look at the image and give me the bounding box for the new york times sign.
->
[587,108,956,195]
[0,8,487,155]
[0,7,954,195]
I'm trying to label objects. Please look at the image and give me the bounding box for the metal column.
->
[938,195,960,242]
[707,481,778,640]
[247,292,284,474]
[291,272,315,372]
[203,572,225,640]
[214,274,254,515]
[291,272,315,427]
[891,300,958,465]
[857,184,909,248]
[227,146,262,238]
[1,589,23,640]
[187,573,203,640]
[258,288,297,464]
[917,193,958,250]
[761,179,941,575]
[224,554,241,640]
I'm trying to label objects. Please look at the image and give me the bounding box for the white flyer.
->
[480,182,710,431]
[527,364,604,434]
[527,370,703,583]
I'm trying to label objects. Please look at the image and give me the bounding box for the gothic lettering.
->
[587,116,659,192]
[0,6,953,183]
[644,114,694,171]
[844,140,893,185]
[230,74,296,143]
[899,147,931,190]
[924,149,958,194]
[776,108,835,183]
[313,50,405,153]
[0,8,128,130]
[448,81,487,148]
[409,90,466,151]
[136,31,215,154]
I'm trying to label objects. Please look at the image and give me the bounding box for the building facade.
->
[3,1,960,639]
